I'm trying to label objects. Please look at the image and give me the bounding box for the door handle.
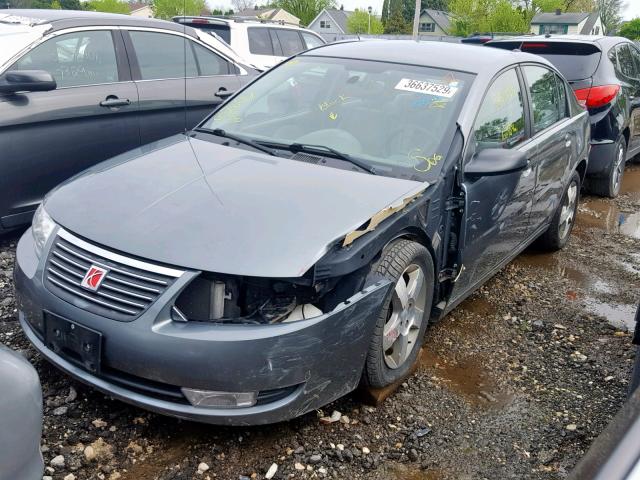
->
[215,89,235,99]
[100,97,130,108]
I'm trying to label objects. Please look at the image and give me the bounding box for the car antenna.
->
[183,0,187,135]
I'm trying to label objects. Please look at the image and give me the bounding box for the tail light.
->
[573,84,620,109]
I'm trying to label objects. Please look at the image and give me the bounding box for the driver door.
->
[449,67,537,302]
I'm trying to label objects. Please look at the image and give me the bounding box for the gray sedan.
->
[15,40,589,425]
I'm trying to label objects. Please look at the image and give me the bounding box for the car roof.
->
[305,40,551,74]
[488,34,632,49]
[173,16,305,30]
[2,9,194,35]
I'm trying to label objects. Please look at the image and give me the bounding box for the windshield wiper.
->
[194,128,276,157]
[260,141,376,175]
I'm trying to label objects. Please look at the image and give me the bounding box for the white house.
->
[530,10,604,35]
[307,8,353,35]
[129,3,153,18]
[418,9,451,35]
[235,7,300,26]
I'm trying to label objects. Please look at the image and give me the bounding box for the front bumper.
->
[15,228,391,425]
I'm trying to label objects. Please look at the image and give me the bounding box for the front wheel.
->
[362,239,434,388]
[536,170,580,251]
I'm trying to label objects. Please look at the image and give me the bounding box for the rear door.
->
[522,64,574,230]
[0,28,139,228]
[124,29,240,145]
[617,43,640,156]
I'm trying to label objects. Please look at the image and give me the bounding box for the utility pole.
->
[412,0,420,39]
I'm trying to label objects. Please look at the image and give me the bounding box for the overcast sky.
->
[209,0,640,21]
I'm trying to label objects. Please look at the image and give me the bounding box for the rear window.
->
[488,41,602,81]
[187,23,231,44]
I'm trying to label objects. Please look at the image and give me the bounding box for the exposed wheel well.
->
[576,158,588,183]
[623,128,630,149]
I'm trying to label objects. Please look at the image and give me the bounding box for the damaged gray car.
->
[15,40,589,425]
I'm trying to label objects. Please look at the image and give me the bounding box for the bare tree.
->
[595,0,624,33]
[231,0,256,12]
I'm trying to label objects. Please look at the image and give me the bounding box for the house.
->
[307,8,353,35]
[418,9,451,35]
[129,3,153,18]
[235,7,300,26]
[530,10,604,35]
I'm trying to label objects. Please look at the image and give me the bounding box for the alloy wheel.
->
[558,181,578,240]
[611,143,625,196]
[383,264,428,369]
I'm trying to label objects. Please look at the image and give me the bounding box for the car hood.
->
[45,135,425,278]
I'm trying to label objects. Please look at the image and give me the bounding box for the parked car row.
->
[12,32,590,425]
[487,34,640,198]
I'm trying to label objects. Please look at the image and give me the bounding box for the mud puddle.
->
[420,349,511,407]
[621,164,640,200]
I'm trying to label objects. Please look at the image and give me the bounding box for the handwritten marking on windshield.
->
[328,112,338,120]
[408,149,443,173]
[318,95,350,112]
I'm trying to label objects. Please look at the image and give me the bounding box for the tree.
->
[620,18,640,40]
[346,8,385,33]
[384,0,410,33]
[85,0,129,13]
[449,0,528,35]
[273,0,335,26]
[231,0,255,11]
[422,0,449,10]
[381,0,390,24]
[153,0,207,19]
[595,0,623,33]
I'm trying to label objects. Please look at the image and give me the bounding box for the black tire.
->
[589,136,626,198]
[362,239,434,388]
[536,170,580,251]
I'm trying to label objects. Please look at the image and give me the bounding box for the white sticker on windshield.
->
[395,78,458,98]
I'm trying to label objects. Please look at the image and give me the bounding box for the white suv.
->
[173,17,326,70]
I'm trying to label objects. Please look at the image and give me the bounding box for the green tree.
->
[449,0,528,35]
[153,0,207,19]
[346,8,384,33]
[273,0,335,26]
[422,0,449,10]
[620,18,640,40]
[86,0,129,13]
[595,0,622,33]
[385,0,410,32]
[381,0,390,24]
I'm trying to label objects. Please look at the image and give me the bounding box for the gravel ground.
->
[1,164,639,480]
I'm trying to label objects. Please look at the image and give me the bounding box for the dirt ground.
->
[1,165,639,480]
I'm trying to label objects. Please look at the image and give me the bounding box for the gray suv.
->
[0,10,255,232]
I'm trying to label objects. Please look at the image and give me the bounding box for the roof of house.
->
[530,12,591,25]
[421,9,451,32]
[314,8,353,33]
[128,2,150,13]
[579,12,600,34]
[235,7,299,22]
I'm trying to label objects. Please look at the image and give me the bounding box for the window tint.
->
[524,65,563,133]
[193,43,229,75]
[491,42,601,82]
[617,44,639,79]
[130,31,197,80]
[248,28,273,55]
[13,31,118,88]
[275,29,304,56]
[301,32,324,49]
[474,69,525,149]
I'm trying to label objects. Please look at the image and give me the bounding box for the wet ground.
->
[0,164,639,480]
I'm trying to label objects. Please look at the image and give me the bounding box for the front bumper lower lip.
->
[15,228,393,425]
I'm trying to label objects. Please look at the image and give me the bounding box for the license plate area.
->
[44,312,102,374]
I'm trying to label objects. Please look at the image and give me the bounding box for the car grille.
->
[44,229,183,321]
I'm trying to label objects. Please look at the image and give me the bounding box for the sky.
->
[208,0,640,21]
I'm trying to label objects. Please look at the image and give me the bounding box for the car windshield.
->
[0,24,48,69]
[203,56,473,180]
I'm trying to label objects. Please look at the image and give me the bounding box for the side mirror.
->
[465,148,529,177]
[0,70,56,94]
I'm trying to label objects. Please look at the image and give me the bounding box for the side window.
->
[301,32,324,49]
[129,31,197,80]
[13,31,118,88]
[474,68,525,150]
[617,45,637,79]
[248,28,273,55]
[523,65,562,133]
[275,29,304,56]
[555,74,569,119]
[192,43,230,76]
